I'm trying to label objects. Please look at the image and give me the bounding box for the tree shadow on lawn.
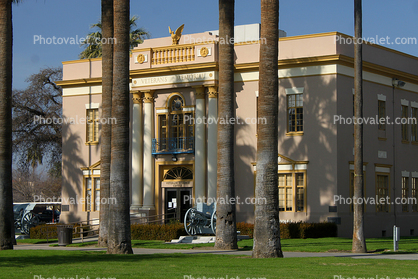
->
[0,251,197,268]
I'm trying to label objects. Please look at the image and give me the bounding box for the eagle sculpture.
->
[168,24,185,45]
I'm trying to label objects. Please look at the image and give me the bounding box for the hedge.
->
[29,223,91,239]
[30,221,336,240]
[237,221,337,239]
[131,223,185,241]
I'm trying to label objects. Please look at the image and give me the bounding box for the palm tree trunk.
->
[0,0,14,251]
[214,0,238,250]
[252,0,283,258]
[352,0,367,253]
[107,0,133,254]
[98,0,113,248]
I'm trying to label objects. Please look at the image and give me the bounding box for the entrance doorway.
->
[161,166,193,223]
[164,188,192,222]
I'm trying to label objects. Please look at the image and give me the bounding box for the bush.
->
[236,222,337,239]
[131,223,185,241]
[29,223,92,239]
[30,224,59,239]
[236,222,254,238]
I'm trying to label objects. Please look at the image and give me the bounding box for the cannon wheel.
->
[184,208,199,236]
[210,211,216,235]
[21,212,39,235]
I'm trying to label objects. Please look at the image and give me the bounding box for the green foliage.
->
[79,15,150,59]
[237,222,337,239]
[130,223,185,241]
[29,224,58,239]
[29,223,91,239]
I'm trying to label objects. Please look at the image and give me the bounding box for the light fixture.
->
[392,78,406,88]
[172,155,178,162]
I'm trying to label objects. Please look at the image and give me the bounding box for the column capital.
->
[193,86,205,99]
[142,90,155,103]
[206,86,218,98]
[131,91,143,104]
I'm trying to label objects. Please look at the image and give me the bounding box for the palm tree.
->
[252,0,283,258]
[98,0,113,248]
[79,15,149,59]
[107,0,133,254]
[0,0,19,250]
[352,0,367,253]
[214,0,238,250]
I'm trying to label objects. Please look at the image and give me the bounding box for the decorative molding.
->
[378,150,387,159]
[132,71,216,88]
[285,87,304,95]
[199,47,210,57]
[143,91,155,103]
[193,86,205,99]
[136,54,147,64]
[375,166,391,173]
[156,109,169,114]
[402,171,410,177]
[132,92,142,104]
[207,86,218,98]
[377,94,387,101]
[182,107,195,112]
[168,24,184,45]
[401,99,409,106]
[85,103,100,109]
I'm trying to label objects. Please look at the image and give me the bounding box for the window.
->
[287,94,303,133]
[278,172,305,212]
[86,109,99,144]
[401,105,409,142]
[412,178,418,212]
[156,94,194,153]
[296,173,305,212]
[84,177,100,212]
[411,107,418,142]
[376,174,389,212]
[378,100,386,131]
[402,177,409,212]
[278,174,292,211]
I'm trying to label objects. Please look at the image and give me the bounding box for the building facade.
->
[57,24,418,237]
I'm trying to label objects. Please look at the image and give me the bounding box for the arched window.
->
[156,94,194,153]
[163,166,193,180]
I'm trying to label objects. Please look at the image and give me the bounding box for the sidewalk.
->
[14,238,418,260]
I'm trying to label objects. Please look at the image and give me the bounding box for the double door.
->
[164,188,192,223]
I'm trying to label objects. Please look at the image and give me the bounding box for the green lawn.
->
[17,236,418,253]
[1,250,417,279]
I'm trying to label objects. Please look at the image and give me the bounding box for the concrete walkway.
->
[14,238,418,260]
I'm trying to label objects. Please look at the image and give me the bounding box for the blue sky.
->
[12,0,418,90]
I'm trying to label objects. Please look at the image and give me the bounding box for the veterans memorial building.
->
[57,24,418,237]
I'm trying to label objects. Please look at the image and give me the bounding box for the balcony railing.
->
[151,45,195,65]
[152,137,194,155]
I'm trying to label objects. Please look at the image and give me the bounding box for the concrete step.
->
[169,234,250,244]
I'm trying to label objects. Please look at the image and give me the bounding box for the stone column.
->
[131,92,143,212]
[142,90,155,210]
[193,86,206,202]
[207,86,218,201]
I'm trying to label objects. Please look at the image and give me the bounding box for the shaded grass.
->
[0,250,417,279]
[16,239,58,244]
[20,237,418,253]
[280,237,418,253]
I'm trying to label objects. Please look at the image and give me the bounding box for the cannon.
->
[184,203,216,236]
[14,203,40,235]
[14,202,60,235]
